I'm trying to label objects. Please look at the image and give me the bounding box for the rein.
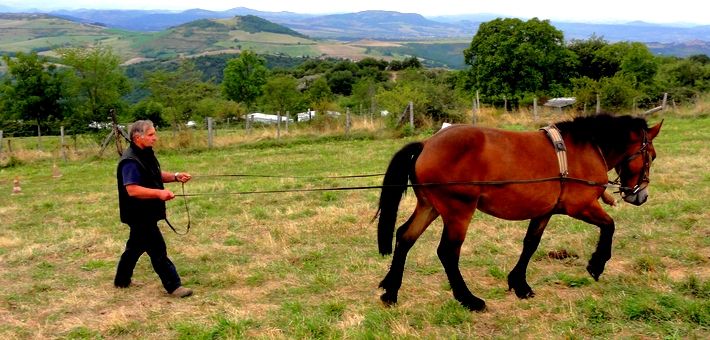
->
[164,182,191,235]
[168,126,654,234]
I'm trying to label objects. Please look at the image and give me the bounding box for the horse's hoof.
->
[586,264,602,281]
[461,298,487,312]
[380,292,397,307]
[513,288,535,299]
[586,258,607,281]
[508,282,535,299]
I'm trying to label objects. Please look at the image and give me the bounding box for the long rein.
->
[165,172,622,235]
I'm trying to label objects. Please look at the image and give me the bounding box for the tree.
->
[58,46,130,130]
[131,100,166,126]
[1,52,72,136]
[146,60,218,129]
[260,75,301,117]
[655,56,710,101]
[401,56,422,69]
[349,77,381,115]
[599,74,641,110]
[306,76,334,107]
[568,35,608,80]
[618,42,658,88]
[463,18,577,107]
[327,70,355,96]
[222,50,267,109]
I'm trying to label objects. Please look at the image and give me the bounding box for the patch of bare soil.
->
[316,44,368,60]
[121,57,154,66]
[349,39,403,47]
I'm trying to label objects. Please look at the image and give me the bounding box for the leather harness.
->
[541,125,568,178]
[541,125,568,209]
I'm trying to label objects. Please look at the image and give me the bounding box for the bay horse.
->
[375,113,663,311]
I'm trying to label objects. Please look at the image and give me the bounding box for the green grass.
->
[0,114,708,338]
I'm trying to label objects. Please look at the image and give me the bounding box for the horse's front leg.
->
[379,204,438,307]
[508,214,552,299]
[573,202,615,281]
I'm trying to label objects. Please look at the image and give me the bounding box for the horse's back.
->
[415,124,564,219]
[420,125,556,180]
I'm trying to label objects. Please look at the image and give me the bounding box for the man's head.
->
[130,120,157,149]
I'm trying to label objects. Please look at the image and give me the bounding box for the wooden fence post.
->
[110,108,123,156]
[472,97,476,125]
[662,92,668,110]
[409,101,414,129]
[533,98,538,121]
[37,122,42,151]
[285,111,289,133]
[60,126,67,162]
[596,93,601,114]
[0,130,3,156]
[346,108,351,136]
[207,117,214,148]
[276,111,281,140]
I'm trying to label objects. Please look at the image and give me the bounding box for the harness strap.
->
[541,125,569,177]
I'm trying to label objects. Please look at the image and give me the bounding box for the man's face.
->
[135,127,157,149]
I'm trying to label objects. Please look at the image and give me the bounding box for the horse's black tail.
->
[375,142,424,256]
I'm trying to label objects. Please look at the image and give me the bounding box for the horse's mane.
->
[555,113,648,151]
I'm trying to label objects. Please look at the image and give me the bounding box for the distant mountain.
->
[275,10,473,40]
[51,9,232,31]
[552,21,710,43]
[15,7,704,45]
[49,7,316,32]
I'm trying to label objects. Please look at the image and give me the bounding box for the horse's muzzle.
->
[622,187,648,206]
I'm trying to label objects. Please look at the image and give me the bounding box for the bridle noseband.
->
[611,130,652,197]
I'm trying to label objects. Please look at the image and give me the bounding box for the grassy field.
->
[0,112,708,338]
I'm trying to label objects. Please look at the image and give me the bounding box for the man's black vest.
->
[117,143,166,224]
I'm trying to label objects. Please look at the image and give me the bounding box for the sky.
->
[5,0,710,25]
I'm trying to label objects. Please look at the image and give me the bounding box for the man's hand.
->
[126,184,175,201]
[158,189,175,201]
[175,172,192,183]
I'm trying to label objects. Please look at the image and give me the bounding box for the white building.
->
[296,110,317,122]
[244,113,292,124]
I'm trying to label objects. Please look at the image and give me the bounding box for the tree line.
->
[1,17,708,137]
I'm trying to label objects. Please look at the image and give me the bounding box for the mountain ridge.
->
[0,6,705,44]
[1,12,709,70]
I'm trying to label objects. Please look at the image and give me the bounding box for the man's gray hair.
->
[129,120,154,141]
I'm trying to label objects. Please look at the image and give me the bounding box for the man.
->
[114,120,193,298]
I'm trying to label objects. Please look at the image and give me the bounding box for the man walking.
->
[114,120,193,298]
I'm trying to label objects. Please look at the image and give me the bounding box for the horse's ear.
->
[647,119,664,140]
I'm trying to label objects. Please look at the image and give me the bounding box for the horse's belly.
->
[476,188,558,220]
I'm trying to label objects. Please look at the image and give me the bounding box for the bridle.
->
[610,129,653,198]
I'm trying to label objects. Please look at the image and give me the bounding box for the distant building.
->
[296,110,317,122]
[295,110,341,122]
[244,113,292,124]
[544,97,576,108]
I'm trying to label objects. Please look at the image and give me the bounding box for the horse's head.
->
[614,120,663,205]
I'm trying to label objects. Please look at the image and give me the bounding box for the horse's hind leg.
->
[379,202,439,307]
[508,214,552,299]
[437,201,485,311]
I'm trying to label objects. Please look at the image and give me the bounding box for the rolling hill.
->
[1,12,708,71]
[0,14,348,63]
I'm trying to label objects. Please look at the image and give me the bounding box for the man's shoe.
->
[170,286,193,298]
